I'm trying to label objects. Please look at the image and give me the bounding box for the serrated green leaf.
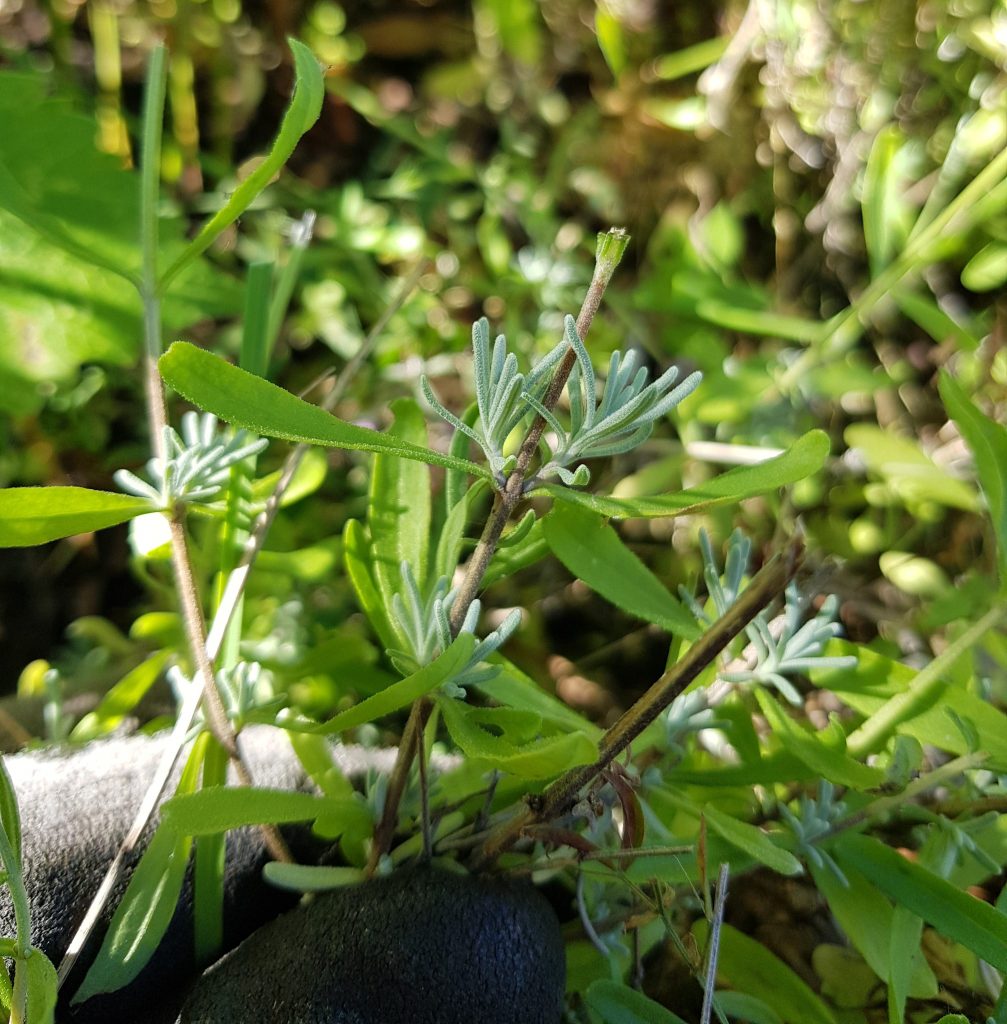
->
[835,833,1007,973]
[0,487,155,548]
[159,342,491,480]
[939,372,1007,583]
[536,430,829,519]
[754,689,884,790]
[158,39,325,292]
[585,979,688,1023]
[692,920,837,1024]
[702,804,802,876]
[369,398,431,603]
[310,634,477,734]
[543,502,699,638]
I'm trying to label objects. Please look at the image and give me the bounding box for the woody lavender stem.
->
[369,230,629,870]
[471,536,805,868]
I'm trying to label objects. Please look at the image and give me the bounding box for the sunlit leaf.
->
[702,804,802,876]
[159,342,491,479]
[835,833,1007,973]
[584,979,688,1024]
[536,430,829,519]
[158,39,325,292]
[369,398,431,605]
[543,502,699,638]
[0,487,155,548]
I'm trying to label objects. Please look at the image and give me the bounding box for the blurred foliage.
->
[0,0,1005,1021]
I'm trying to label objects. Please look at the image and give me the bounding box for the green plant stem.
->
[369,230,628,871]
[473,537,804,867]
[0,822,30,1024]
[846,603,1006,759]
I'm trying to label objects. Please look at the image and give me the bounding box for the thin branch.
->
[369,230,629,869]
[472,537,804,867]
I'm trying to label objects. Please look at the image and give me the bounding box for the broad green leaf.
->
[702,804,802,876]
[692,920,837,1024]
[73,736,207,1003]
[595,6,627,76]
[369,398,431,603]
[543,502,699,638]
[835,833,1007,973]
[439,697,597,779]
[536,430,828,519]
[476,656,604,739]
[70,650,172,741]
[161,787,370,837]
[862,126,909,274]
[343,519,399,651]
[961,242,1007,292]
[939,372,1007,582]
[584,979,688,1024]
[159,342,490,480]
[889,901,927,1023]
[310,635,477,734]
[754,689,884,790]
[819,641,1007,769]
[845,424,978,512]
[262,863,364,892]
[808,858,936,998]
[0,487,155,548]
[23,948,57,1024]
[158,39,325,292]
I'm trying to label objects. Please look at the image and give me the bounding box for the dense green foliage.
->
[0,2,1005,1023]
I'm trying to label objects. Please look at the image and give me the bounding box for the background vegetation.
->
[0,1,1005,1022]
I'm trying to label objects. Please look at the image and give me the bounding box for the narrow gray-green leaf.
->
[0,487,154,547]
[543,502,699,638]
[835,833,1007,973]
[159,343,490,479]
[158,39,324,293]
[536,430,828,519]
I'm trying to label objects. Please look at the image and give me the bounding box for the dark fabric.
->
[179,867,565,1024]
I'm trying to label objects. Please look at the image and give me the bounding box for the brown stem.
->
[167,512,293,864]
[472,537,805,868]
[371,231,629,868]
